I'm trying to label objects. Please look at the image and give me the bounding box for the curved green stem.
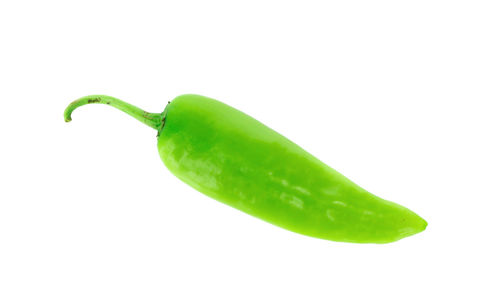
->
[64,95,163,131]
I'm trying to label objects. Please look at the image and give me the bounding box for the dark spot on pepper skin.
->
[88,97,101,104]
[157,116,167,138]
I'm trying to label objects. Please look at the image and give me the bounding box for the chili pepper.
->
[64,94,427,243]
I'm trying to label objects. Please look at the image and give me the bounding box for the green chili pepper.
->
[64,94,427,243]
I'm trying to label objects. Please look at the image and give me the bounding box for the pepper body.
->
[64,94,427,243]
[157,95,426,243]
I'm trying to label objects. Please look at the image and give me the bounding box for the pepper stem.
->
[64,95,163,131]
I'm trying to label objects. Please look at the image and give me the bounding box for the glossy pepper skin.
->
[64,94,427,243]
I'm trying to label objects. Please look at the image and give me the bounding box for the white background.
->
[1,1,499,302]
